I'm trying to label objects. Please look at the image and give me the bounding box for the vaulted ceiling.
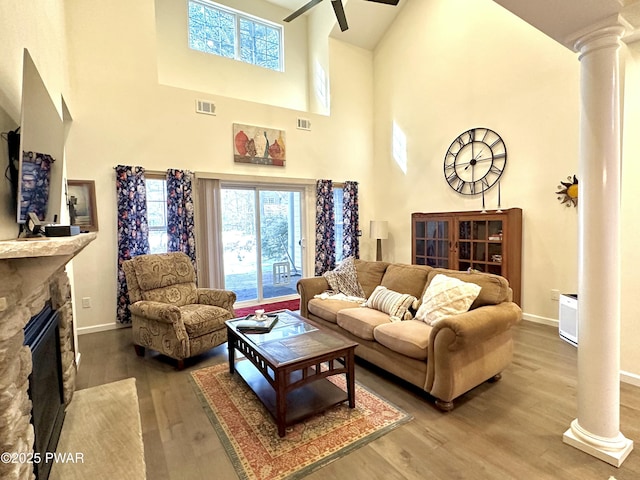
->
[268,0,640,52]
[494,0,640,49]
[267,0,406,50]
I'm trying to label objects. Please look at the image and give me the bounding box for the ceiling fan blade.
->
[331,0,349,32]
[284,0,324,23]
[366,0,400,5]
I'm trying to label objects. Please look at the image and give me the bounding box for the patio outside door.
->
[220,186,304,303]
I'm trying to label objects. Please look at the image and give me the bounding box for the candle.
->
[481,188,486,213]
[498,182,501,208]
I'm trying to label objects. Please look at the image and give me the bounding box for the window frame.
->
[187,0,284,72]
[145,174,169,254]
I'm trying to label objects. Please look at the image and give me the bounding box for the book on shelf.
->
[234,314,278,333]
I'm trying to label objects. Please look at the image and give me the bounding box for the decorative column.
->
[562,24,633,466]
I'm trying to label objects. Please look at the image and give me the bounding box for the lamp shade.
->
[370,220,389,240]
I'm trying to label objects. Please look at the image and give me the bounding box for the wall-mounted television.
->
[15,49,64,225]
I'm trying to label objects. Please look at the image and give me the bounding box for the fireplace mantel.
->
[0,233,97,310]
[0,232,97,260]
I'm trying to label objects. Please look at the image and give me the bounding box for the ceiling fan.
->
[284,0,400,32]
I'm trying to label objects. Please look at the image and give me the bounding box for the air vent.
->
[195,99,216,116]
[297,117,311,131]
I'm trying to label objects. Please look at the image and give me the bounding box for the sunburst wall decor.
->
[556,175,578,207]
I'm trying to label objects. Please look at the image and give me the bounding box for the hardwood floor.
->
[75,321,640,479]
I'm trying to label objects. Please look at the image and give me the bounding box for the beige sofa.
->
[296,260,522,411]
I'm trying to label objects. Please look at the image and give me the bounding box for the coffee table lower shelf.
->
[234,359,349,433]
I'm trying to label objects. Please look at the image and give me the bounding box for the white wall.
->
[64,0,375,332]
[621,40,640,380]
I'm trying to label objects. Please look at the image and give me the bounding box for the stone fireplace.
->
[0,233,96,480]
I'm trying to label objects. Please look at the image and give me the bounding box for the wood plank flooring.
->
[75,321,640,479]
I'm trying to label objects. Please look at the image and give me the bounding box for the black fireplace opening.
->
[24,301,66,480]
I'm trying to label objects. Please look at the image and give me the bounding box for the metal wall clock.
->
[443,127,507,195]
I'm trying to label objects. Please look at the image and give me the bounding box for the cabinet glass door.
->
[414,219,450,267]
[457,218,504,274]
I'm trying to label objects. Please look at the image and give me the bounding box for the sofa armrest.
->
[197,288,237,316]
[425,302,522,403]
[130,300,182,324]
[296,277,330,318]
[429,302,522,351]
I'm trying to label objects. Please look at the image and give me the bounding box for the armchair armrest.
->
[197,288,237,315]
[296,277,330,318]
[129,300,182,324]
[429,302,522,351]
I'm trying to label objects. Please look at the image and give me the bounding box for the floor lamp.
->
[370,221,388,261]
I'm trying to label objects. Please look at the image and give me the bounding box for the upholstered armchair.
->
[122,252,236,370]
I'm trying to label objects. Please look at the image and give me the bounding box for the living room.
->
[0,0,639,478]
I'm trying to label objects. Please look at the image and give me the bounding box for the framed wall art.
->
[233,123,286,166]
[67,179,99,231]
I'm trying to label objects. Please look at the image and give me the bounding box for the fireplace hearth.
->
[24,302,65,480]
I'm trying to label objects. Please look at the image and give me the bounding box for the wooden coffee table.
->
[226,310,358,437]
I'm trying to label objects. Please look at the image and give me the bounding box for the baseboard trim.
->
[78,322,120,335]
[523,313,640,388]
[621,371,640,387]
[522,312,558,327]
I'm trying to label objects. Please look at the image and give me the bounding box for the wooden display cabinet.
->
[411,208,522,305]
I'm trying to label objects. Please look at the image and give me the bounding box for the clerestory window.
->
[187,0,283,72]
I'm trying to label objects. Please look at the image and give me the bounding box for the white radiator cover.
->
[559,293,578,346]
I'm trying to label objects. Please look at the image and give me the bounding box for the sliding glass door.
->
[220,186,304,303]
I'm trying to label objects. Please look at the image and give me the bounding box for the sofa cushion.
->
[337,307,391,340]
[380,264,432,300]
[365,286,418,321]
[415,274,481,326]
[354,260,390,298]
[373,320,431,360]
[179,304,231,336]
[308,298,360,324]
[323,256,366,298]
[427,269,510,308]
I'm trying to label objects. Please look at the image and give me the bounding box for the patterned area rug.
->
[190,363,411,480]
[234,299,300,317]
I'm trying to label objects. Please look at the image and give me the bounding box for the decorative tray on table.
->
[234,314,279,333]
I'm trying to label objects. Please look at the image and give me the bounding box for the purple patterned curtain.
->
[166,169,197,277]
[115,165,149,324]
[342,181,360,259]
[19,151,55,222]
[315,179,336,276]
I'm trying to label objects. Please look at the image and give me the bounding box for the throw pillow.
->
[365,286,418,322]
[323,257,366,298]
[415,274,482,326]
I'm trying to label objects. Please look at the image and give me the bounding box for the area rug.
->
[234,298,300,317]
[190,362,411,480]
[49,378,146,480]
